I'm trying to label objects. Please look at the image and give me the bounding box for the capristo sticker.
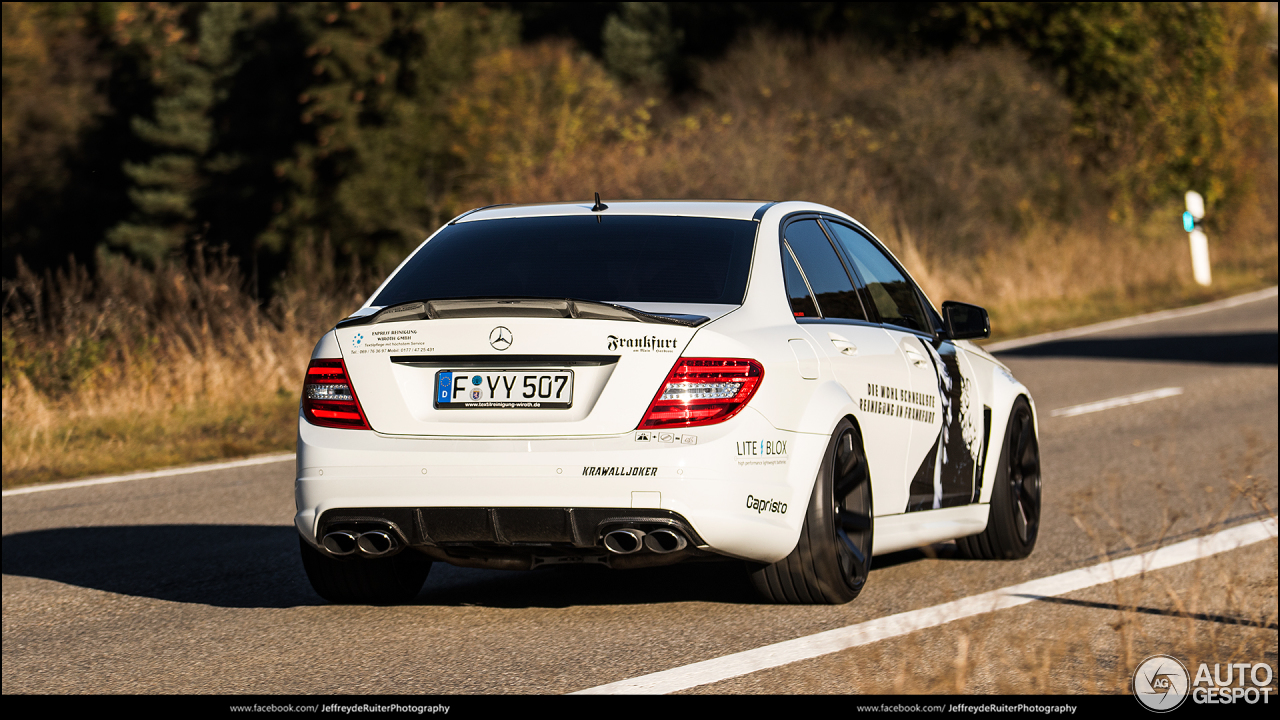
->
[746,494,787,514]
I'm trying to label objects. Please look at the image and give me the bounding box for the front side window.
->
[824,221,929,334]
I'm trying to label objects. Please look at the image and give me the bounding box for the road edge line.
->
[1050,387,1184,418]
[984,286,1278,352]
[572,516,1278,695]
[1,452,296,497]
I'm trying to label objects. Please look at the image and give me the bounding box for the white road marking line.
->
[574,517,1277,695]
[1050,387,1184,418]
[1,453,295,497]
[984,286,1277,352]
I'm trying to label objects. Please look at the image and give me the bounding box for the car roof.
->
[453,200,772,223]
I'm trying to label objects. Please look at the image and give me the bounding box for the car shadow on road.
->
[1014,595,1279,630]
[3,524,937,608]
[869,544,959,570]
[2,525,322,609]
[995,332,1278,365]
[420,558,760,607]
[2,524,851,608]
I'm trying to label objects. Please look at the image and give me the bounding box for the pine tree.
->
[107,2,243,265]
[602,2,682,86]
[264,3,517,270]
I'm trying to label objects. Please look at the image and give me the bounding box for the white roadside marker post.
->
[1183,190,1211,286]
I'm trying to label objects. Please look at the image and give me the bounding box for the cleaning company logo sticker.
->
[1133,655,1190,712]
[347,328,431,355]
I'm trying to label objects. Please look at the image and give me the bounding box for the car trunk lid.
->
[334,300,715,437]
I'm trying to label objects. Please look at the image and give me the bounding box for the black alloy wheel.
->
[833,425,873,595]
[955,398,1041,560]
[750,418,873,603]
[1006,403,1041,546]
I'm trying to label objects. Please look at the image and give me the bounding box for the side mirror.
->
[941,301,990,340]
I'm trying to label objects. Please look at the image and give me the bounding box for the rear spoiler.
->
[335,298,709,329]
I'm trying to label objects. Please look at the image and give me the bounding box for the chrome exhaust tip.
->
[643,528,687,554]
[322,531,359,556]
[356,530,396,556]
[602,528,646,555]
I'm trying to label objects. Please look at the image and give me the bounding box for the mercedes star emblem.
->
[489,326,513,351]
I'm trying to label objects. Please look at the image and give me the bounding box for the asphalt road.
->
[3,291,1276,695]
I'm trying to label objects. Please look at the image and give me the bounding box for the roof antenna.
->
[591,192,608,212]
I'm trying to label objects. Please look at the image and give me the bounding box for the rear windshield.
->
[372,215,757,306]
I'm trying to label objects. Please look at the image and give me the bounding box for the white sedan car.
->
[295,199,1042,604]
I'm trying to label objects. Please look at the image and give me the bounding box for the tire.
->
[749,418,873,604]
[299,536,432,604]
[956,397,1041,560]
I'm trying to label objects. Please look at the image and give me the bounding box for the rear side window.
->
[783,219,866,321]
[373,216,757,306]
[781,246,819,318]
[824,222,929,334]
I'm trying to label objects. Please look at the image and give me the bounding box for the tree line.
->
[3,2,1275,296]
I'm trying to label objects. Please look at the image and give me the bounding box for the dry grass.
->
[678,460,1276,695]
[1,238,375,487]
[881,443,1278,695]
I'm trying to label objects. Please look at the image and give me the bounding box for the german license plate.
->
[435,370,574,409]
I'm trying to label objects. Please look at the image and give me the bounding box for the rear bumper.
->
[314,505,711,570]
[294,406,826,564]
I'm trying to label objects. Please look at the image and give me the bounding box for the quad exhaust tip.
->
[356,530,396,556]
[603,527,688,554]
[603,528,646,554]
[644,528,688,554]
[322,529,397,557]
[322,531,359,556]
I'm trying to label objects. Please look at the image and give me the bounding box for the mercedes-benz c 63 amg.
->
[295,199,1042,604]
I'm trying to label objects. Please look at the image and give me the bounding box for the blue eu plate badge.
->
[437,372,453,404]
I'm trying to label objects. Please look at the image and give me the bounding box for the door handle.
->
[827,332,857,356]
[904,350,929,368]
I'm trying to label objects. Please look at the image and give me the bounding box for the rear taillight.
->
[302,358,371,430]
[638,358,764,429]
